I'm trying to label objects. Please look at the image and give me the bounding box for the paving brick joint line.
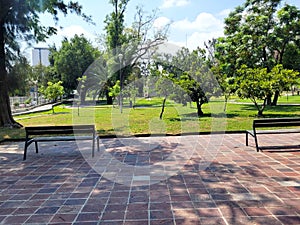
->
[0,133,300,225]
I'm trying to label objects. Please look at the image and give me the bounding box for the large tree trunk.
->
[257,109,263,117]
[0,81,20,127]
[255,99,267,118]
[0,23,21,128]
[272,90,280,106]
[106,89,113,105]
[266,94,272,106]
[196,100,204,117]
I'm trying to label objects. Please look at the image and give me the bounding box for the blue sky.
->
[29,0,300,60]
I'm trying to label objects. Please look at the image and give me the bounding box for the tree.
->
[7,56,31,96]
[236,64,299,116]
[99,0,169,105]
[153,71,175,119]
[270,64,300,100]
[236,66,273,117]
[77,75,87,104]
[0,0,91,127]
[205,39,235,112]
[28,64,51,105]
[176,72,212,117]
[271,4,300,104]
[30,64,48,86]
[215,0,300,105]
[83,53,111,101]
[212,65,236,112]
[155,47,220,117]
[282,43,300,72]
[51,34,100,97]
[40,81,64,113]
[123,66,140,107]
[105,0,129,53]
[108,80,121,106]
[101,0,129,105]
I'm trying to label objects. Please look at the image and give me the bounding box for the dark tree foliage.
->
[154,47,220,117]
[215,0,300,105]
[105,0,130,52]
[0,0,91,127]
[7,56,31,96]
[50,34,100,97]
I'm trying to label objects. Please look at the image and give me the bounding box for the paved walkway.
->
[12,103,58,116]
[0,133,299,225]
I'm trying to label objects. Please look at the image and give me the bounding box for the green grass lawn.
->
[232,94,300,104]
[1,97,300,141]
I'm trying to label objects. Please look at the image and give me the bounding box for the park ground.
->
[0,95,299,224]
[1,95,300,141]
[0,133,299,224]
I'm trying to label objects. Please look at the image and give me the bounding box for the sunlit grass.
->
[1,97,300,141]
[232,94,300,104]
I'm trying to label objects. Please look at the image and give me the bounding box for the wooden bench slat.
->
[31,136,94,141]
[25,125,94,129]
[27,130,94,135]
[254,123,300,128]
[254,129,300,134]
[253,117,300,122]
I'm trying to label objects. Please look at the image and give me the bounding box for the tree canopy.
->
[215,0,300,106]
[154,47,221,117]
[7,56,31,96]
[50,34,100,97]
[0,0,91,127]
[40,81,64,113]
[236,64,299,116]
[86,0,169,105]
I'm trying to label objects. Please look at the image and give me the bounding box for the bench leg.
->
[35,141,39,153]
[97,136,100,152]
[254,134,260,152]
[92,137,95,157]
[23,136,32,160]
[23,142,28,160]
[246,132,249,146]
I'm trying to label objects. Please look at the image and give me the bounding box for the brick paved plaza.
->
[0,133,299,225]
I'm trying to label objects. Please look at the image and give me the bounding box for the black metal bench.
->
[23,125,99,160]
[246,117,300,152]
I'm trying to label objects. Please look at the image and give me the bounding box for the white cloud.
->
[168,12,224,50]
[57,25,96,41]
[169,32,221,50]
[172,12,223,32]
[33,25,98,51]
[154,17,171,30]
[187,30,223,49]
[24,25,97,65]
[161,0,190,9]
[218,9,232,17]
[157,42,183,56]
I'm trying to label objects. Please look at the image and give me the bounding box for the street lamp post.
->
[118,53,123,113]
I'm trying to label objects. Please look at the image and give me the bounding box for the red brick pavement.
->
[0,133,299,225]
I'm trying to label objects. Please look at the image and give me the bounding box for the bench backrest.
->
[253,117,300,128]
[25,125,95,136]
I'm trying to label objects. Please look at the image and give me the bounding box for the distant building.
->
[32,47,50,66]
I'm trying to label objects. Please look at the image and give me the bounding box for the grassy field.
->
[1,96,300,141]
[232,94,300,104]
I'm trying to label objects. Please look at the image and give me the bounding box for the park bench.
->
[246,117,300,152]
[23,125,99,160]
